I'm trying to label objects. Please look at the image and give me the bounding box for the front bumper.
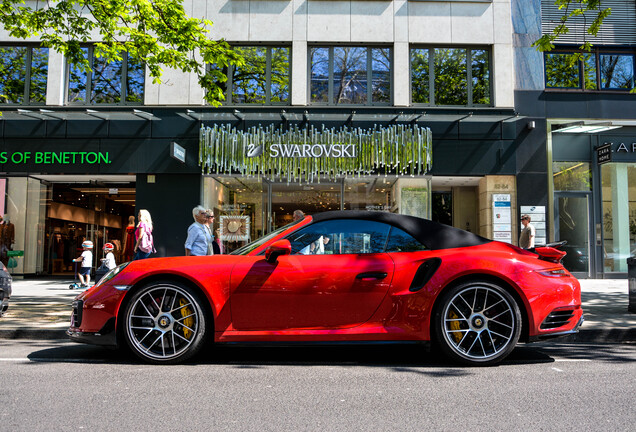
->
[67,316,118,347]
[0,295,9,317]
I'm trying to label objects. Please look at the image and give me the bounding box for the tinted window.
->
[287,219,391,255]
[385,227,428,252]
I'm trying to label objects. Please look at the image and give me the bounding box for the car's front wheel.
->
[433,281,522,366]
[122,281,208,364]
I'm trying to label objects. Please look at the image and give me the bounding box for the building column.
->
[611,164,630,272]
[291,40,308,106]
[478,175,517,242]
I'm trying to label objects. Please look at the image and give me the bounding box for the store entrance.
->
[39,177,136,276]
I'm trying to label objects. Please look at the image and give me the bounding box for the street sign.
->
[597,143,612,165]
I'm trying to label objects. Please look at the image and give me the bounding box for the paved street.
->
[1,340,634,431]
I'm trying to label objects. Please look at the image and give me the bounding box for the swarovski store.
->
[198,124,433,251]
[551,126,636,277]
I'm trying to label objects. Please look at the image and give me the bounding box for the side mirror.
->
[265,239,292,264]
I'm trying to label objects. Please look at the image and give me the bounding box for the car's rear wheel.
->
[123,281,208,364]
[433,281,522,366]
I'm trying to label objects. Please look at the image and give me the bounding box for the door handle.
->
[356,272,388,280]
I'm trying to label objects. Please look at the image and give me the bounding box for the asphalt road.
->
[1,341,634,431]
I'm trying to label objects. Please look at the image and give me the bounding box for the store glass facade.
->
[202,176,431,254]
[601,163,636,273]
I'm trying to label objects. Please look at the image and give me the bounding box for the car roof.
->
[311,210,491,250]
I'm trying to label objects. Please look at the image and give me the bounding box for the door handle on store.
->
[356,272,388,280]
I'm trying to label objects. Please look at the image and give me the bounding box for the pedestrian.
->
[133,209,155,260]
[293,209,305,222]
[102,242,116,270]
[73,240,93,287]
[519,214,536,250]
[215,228,224,255]
[185,205,214,256]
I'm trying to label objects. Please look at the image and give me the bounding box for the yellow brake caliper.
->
[448,310,463,343]
[179,298,194,340]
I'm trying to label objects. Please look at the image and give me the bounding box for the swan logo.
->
[246,144,264,158]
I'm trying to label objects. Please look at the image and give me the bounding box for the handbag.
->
[138,224,155,253]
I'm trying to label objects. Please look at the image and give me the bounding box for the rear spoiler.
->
[534,240,567,264]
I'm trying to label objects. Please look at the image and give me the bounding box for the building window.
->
[67,46,145,105]
[0,46,48,104]
[309,46,391,105]
[410,47,491,106]
[545,49,635,91]
[210,46,290,105]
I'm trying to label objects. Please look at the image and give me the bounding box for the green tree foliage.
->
[0,0,243,105]
[534,0,612,54]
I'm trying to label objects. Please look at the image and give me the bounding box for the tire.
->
[122,281,208,364]
[433,281,522,366]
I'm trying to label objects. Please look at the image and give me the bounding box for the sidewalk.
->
[0,278,635,343]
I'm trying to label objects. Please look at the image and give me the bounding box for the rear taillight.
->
[537,268,568,277]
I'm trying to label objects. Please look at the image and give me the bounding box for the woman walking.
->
[133,209,155,260]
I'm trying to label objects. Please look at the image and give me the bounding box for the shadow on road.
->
[23,341,577,372]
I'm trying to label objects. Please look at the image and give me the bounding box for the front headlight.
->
[96,262,131,286]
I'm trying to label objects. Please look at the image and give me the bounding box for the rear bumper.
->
[529,314,585,342]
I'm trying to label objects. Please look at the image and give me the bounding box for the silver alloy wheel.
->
[441,285,516,361]
[126,284,200,361]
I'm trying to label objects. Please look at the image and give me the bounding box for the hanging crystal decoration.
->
[199,123,432,183]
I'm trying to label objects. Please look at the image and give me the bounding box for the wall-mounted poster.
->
[493,194,512,244]
[220,215,250,242]
[520,205,546,246]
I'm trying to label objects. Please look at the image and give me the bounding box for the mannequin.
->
[122,215,136,262]
[0,215,15,267]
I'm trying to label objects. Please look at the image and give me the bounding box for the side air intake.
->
[409,258,442,292]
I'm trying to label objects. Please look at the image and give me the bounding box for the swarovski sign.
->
[249,143,358,158]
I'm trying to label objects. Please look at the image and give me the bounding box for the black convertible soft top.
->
[311,210,491,250]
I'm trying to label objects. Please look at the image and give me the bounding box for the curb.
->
[0,329,68,340]
[0,328,634,344]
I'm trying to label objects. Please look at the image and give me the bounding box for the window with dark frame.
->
[544,48,635,91]
[410,46,492,107]
[67,46,145,105]
[0,45,48,105]
[309,46,392,106]
[209,45,290,105]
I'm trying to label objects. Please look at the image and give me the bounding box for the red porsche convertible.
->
[68,211,583,366]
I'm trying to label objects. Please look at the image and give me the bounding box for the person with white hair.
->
[185,205,215,256]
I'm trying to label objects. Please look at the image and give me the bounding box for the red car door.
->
[230,253,394,330]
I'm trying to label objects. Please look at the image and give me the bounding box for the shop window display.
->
[601,163,636,273]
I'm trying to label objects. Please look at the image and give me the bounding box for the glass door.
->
[554,193,592,277]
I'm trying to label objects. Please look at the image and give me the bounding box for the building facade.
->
[2,0,542,276]
[513,0,636,278]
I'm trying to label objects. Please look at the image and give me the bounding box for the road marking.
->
[0,357,107,363]
[552,367,563,372]
[554,359,592,362]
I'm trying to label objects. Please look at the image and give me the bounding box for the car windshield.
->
[230,221,301,255]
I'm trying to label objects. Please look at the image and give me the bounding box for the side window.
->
[385,227,428,252]
[286,219,391,255]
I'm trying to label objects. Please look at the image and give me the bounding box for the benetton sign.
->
[0,151,111,165]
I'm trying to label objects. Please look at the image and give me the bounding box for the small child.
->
[102,242,116,270]
[73,240,93,287]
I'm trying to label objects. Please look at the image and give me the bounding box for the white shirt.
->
[80,250,93,268]
[103,252,116,270]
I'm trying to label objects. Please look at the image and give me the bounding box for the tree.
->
[533,0,612,53]
[0,0,243,105]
